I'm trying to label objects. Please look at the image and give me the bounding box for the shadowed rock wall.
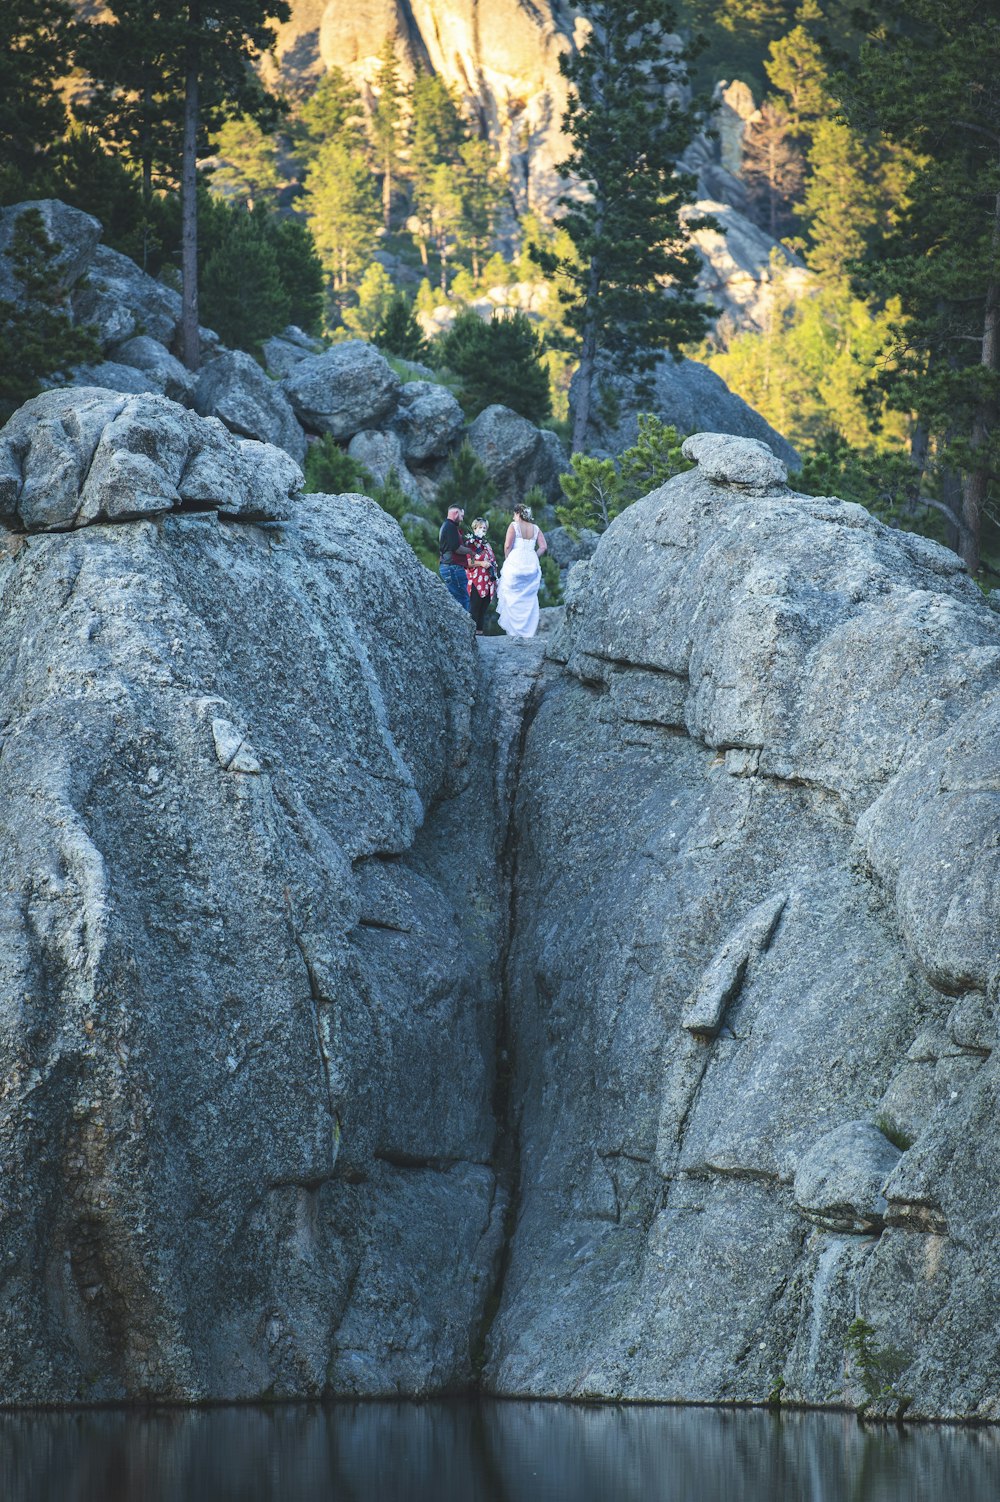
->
[484,435,1000,1422]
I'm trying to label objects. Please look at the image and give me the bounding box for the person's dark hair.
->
[513,502,533,521]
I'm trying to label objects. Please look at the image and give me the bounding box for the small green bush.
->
[303,436,373,495]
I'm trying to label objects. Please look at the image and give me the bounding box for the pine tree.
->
[373,293,429,362]
[73,0,177,207]
[370,37,407,232]
[763,0,831,136]
[199,198,289,350]
[0,0,75,203]
[798,117,878,279]
[209,114,282,207]
[840,0,1000,575]
[436,439,497,515]
[342,262,396,338]
[294,67,362,171]
[409,74,465,266]
[742,101,804,241]
[435,310,552,422]
[541,1,712,453]
[456,139,503,282]
[302,140,381,300]
[0,209,101,419]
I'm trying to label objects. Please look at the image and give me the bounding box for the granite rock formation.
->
[0,389,509,1401]
[4,397,999,1415]
[483,431,1000,1421]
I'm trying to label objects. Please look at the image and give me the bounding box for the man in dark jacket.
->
[438,505,472,611]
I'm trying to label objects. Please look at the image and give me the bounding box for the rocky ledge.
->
[1,399,999,1419]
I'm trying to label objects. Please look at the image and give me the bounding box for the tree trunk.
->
[383,156,392,232]
[959,172,1000,576]
[571,304,599,454]
[179,3,200,372]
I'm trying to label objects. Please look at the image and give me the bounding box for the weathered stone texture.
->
[0,393,507,1403]
[483,433,1000,1421]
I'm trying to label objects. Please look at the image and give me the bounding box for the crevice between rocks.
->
[470,655,550,1386]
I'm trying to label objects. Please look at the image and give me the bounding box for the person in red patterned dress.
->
[465,517,497,635]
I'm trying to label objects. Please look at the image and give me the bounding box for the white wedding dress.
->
[497,522,542,638]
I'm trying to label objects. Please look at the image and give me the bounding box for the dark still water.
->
[2,1400,1000,1502]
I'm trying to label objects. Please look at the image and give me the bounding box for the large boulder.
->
[392,381,464,462]
[0,199,101,304]
[573,354,801,470]
[71,245,183,352]
[347,429,422,504]
[261,325,324,380]
[280,341,400,439]
[0,387,301,531]
[194,349,307,465]
[483,432,1000,1420]
[64,362,161,397]
[0,390,512,1403]
[466,405,567,506]
[112,335,196,405]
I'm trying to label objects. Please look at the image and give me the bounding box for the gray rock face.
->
[194,350,307,465]
[0,388,521,1403]
[346,429,421,503]
[281,341,401,439]
[574,354,800,470]
[0,388,301,530]
[0,199,102,304]
[112,336,196,405]
[261,325,324,379]
[64,362,161,397]
[483,432,1000,1420]
[393,381,464,462]
[466,405,566,505]
[7,395,1000,1420]
[71,245,183,352]
[793,1123,901,1234]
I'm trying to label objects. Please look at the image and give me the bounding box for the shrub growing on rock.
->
[303,435,373,495]
[557,413,690,533]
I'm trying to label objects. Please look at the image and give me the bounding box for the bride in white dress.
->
[497,502,548,639]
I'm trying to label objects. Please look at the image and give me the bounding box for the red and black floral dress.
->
[466,538,498,630]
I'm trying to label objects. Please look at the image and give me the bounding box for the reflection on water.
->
[2,1400,1000,1502]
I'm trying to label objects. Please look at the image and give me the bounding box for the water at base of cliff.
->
[3,1400,999,1502]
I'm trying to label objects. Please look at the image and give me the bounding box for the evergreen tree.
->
[73,0,177,207]
[199,198,289,351]
[426,163,463,294]
[293,67,362,171]
[409,74,465,267]
[763,0,831,136]
[267,213,324,334]
[742,101,804,241]
[209,114,282,206]
[342,261,396,338]
[370,37,407,232]
[373,292,429,362]
[842,0,1000,574]
[54,125,179,273]
[0,0,75,203]
[456,139,503,282]
[0,209,101,419]
[77,0,291,368]
[798,117,878,279]
[540,1,712,453]
[436,439,498,515]
[302,140,381,302]
[435,311,552,422]
[557,414,690,532]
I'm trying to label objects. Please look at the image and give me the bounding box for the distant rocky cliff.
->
[2,387,1000,1417]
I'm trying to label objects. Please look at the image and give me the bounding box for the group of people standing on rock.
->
[438,503,548,639]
